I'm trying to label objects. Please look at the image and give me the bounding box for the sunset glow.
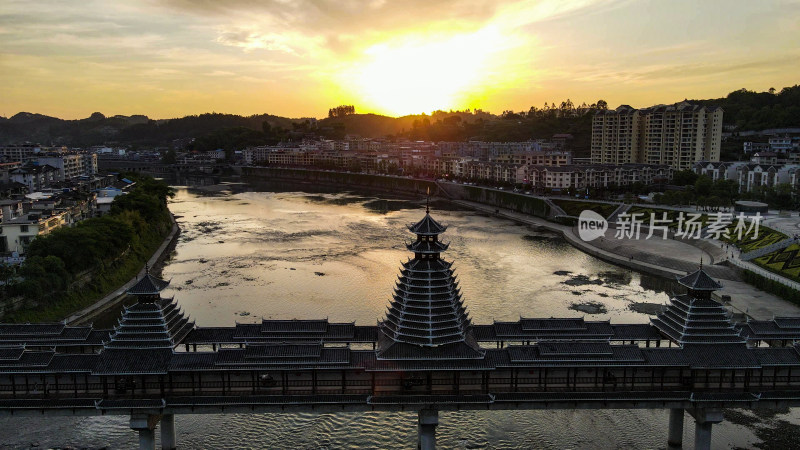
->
[345,27,510,116]
[1,0,798,118]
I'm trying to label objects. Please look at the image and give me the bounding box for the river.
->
[1,180,793,449]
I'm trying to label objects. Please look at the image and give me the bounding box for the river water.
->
[1,180,791,449]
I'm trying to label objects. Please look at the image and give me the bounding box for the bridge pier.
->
[417,408,439,450]
[161,414,176,450]
[130,413,161,450]
[667,408,684,449]
[689,408,723,450]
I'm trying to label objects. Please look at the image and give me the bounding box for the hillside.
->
[690,85,800,130]
[2,85,796,150]
[0,112,310,148]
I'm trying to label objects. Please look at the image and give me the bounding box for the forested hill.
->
[690,85,800,130]
[2,85,797,150]
[0,112,308,148]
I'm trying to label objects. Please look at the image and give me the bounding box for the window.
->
[20,225,28,232]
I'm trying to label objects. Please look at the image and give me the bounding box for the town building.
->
[8,163,59,191]
[591,105,641,165]
[0,209,69,254]
[0,143,42,161]
[591,102,723,170]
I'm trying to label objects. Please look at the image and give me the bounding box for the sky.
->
[1,0,799,119]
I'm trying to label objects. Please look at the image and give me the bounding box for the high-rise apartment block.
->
[591,102,722,170]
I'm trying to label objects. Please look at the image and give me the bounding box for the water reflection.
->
[160,186,672,327]
[0,182,763,449]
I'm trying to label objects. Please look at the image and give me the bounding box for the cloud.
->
[216,28,296,53]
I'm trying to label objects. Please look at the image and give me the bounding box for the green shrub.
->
[1,175,174,322]
[742,270,800,305]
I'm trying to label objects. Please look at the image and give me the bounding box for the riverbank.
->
[64,213,180,325]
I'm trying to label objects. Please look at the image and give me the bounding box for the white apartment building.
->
[591,105,640,165]
[37,154,83,181]
[693,161,748,182]
[0,143,41,161]
[591,102,723,170]
[525,164,672,190]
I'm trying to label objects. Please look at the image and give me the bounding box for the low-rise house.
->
[9,163,59,191]
[0,210,69,254]
[693,161,748,182]
[96,187,125,216]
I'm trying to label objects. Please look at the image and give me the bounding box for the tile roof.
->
[677,268,723,291]
[407,213,447,235]
[127,273,170,295]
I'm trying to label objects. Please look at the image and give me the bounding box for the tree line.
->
[653,170,798,211]
[0,176,174,321]
[328,105,356,118]
[692,85,800,131]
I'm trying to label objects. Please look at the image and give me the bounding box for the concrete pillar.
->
[161,414,176,450]
[694,421,713,450]
[667,408,684,449]
[417,408,439,450]
[138,429,156,450]
[688,408,723,450]
[130,413,161,450]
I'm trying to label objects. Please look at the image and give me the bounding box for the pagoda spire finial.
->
[426,186,430,214]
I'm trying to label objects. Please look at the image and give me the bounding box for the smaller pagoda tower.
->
[104,267,194,350]
[651,266,745,346]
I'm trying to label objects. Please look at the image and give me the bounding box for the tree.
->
[673,170,699,186]
[596,99,608,110]
[161,149,177,165]
[694,175,713,197]
[328,105,356,118]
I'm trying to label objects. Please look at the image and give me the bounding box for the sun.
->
[342,27,508,116]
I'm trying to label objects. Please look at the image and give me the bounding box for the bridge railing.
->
[5,374,800,399]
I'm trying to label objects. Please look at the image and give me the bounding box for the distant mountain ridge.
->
[0,112,311,147]
[2,85,797,150]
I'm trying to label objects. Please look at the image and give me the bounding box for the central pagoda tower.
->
[376,206,484,359]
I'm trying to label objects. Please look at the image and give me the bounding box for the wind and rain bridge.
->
[3,210,800,449]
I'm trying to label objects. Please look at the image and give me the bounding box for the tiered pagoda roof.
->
[677,268,723,291]
[127,272,171,295]
[378,211,484,360]
[407,213,447,235]
[104,299,193,350]
[96,271,193,375]
[104,271,192,350]
[651,267,745,346]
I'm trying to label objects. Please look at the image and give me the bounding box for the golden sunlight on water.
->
[161,187,670,327]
